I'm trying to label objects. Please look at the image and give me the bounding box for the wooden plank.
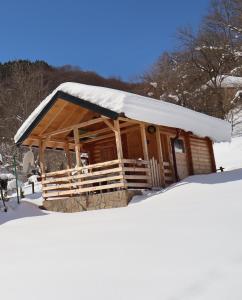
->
[190,140,209,147]
[39,102,68,136]
[39,140,46,176]
[42,117,104,138]
[126,182,150,188]
[140,124,149,160]
[122,159,149,165]
[83,132,115,143]
[102,118,115,131]
[149,158,154,186]
[82,125,139,144]
[45,159,121,176]
[124,175,149,180]
[43,182,125,198]
[73,126,111,140]
[73,128,81,168]
[42,167,123,184]
[114,120,123,160]
[43,175,123,191]
[123,167,149,172]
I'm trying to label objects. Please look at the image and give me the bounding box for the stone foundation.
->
[42,190,141,213]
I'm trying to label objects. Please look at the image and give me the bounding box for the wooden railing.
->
[149,158,174,187]
[122,159,151,189]
[163,161,174,184]
[42,159,151,199]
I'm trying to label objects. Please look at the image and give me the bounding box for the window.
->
[173,139,185,153]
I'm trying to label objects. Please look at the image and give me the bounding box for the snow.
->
[214,136,242,170]
[14,82,231,143]
[206,75,242,88]
[1,168,242,299]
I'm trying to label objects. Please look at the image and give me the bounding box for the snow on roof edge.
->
[14,82,231,144]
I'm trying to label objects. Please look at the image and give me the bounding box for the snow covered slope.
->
[214,136,242,170]
[14,82,231,143]
[1,169,242,300]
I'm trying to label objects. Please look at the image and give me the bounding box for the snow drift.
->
[1,169,242,300]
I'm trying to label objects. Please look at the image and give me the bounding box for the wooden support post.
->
[140,124,151,187]
[206,138,216,172]
[140,124,149,160]
[102,117,115,132]
[166,135,176,182]
[155,127,165,187]
[184,133,194,175]
[114,120,126,188]
[114,120,123,160]
[74,128,81,168]
[39,140,46,176]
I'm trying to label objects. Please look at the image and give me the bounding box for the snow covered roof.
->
[14,82,231,143]
[206,75,242,88]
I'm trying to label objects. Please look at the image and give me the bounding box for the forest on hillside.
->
[1,0,242,160]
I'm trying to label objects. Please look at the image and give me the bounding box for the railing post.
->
[73,128,81,168]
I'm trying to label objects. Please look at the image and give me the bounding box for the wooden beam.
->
[140,124,151,187]
[82,124,139,144]
[114,120,123,160]
[140,124,149,160]
[39,140,46,176]
[155,126,165,187]
[73,128,81,167]
[39,102,68,136]
[69,126,112,141]
[102,117,115,131]
[42,117,104,138]
[119,117,144,125]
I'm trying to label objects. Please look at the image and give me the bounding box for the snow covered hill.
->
[1,168,242,300]
[214,136,242,170]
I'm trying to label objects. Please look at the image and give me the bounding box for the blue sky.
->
[0,0,210,80]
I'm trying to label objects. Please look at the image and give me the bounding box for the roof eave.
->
[15,91,120,146]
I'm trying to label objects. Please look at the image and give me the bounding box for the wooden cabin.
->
[15,83,231,212]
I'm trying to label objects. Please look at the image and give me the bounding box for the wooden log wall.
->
[190,137,214,174]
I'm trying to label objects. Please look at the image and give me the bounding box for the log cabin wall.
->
[190,136,214,174]
[125,129,144,159]
[85,137,117,164]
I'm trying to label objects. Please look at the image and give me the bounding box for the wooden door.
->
[172,138,189,180]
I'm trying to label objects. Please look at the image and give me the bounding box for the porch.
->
[36,114,175,203]
[42,158,172,199]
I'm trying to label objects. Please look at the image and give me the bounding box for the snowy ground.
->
[0,138,242,300]
[214,136,242,170]
[0,172,242,299]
